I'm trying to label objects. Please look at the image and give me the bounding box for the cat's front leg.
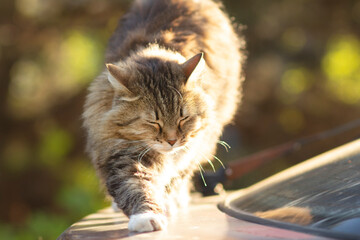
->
[109,177,168,232]
[104,160,167,232]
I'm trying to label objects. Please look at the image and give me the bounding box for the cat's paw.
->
[128,212,167,232]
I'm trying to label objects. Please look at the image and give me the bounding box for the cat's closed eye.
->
[115,117,140,127]
[146,120,162,131]
[178,116,190,128]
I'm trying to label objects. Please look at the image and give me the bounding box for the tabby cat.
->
[83,0,244,232]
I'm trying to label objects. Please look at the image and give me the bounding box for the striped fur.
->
[83,0,245,230]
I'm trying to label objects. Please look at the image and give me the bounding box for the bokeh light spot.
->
[281,67,311,95]
[322,35,360,104]
[59,30,103,88]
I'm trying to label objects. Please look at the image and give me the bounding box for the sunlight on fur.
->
[82,0,245,232]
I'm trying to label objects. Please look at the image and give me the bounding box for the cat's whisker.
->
[139,148,151,163]
[217,142,228,152]
[221,141,231,149]
[211,154,226,169]
[137,148,147,162]
[184,145,216,173]
[218,140,231,152]
[190,145,225,171]
[137,146,147,158]
[197,151,216,172]
[187,148,207,186]
[196,162,207,187]
[197,160,205,172]
[137,146,152,163]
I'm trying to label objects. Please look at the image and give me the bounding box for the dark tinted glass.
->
[220,140,360,240]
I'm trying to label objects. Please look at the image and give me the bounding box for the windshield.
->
[220,139,360,240]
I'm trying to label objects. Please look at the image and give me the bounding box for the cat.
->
[83,0,244,233]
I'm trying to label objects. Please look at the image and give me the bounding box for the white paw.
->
[128,212,167,232]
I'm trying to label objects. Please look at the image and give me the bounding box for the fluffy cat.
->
[83,0,244,232]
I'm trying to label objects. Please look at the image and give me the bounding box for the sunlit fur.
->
[83,0,245,223]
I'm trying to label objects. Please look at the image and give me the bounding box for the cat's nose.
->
[167,139,177,146]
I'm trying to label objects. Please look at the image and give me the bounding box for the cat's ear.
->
[181,52,205,84]
[106,63,131,92]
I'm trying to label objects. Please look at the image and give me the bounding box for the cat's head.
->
[105,51,213,154]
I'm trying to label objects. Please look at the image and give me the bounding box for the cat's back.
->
[106,0,242,67]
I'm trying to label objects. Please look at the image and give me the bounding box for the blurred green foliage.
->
[1,0,360,239]
[0,0,117,238]
[38,126,73,167]
[323,35,360,104]
[8,29,104,118]
[281,67,312,95]
[60,30,103,82]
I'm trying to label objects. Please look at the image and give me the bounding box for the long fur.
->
[83,0,244,223]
